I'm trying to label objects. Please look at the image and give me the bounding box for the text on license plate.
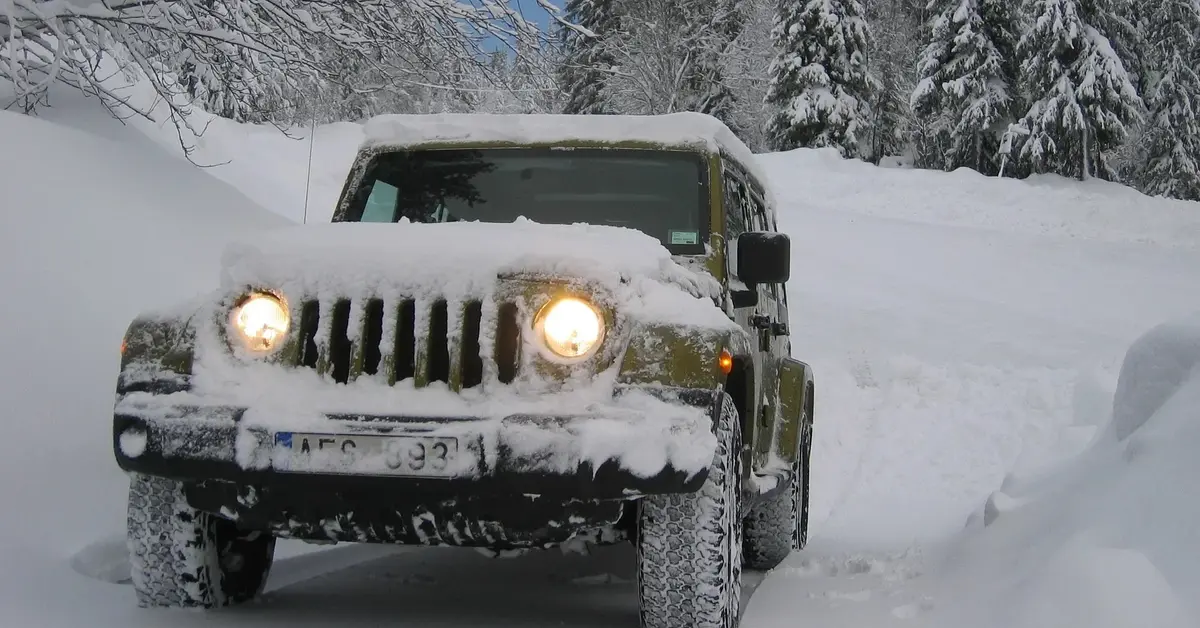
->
[274,432,459,477]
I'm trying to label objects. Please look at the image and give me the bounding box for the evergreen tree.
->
[1139,0,1200,200]
[765,0,876,156]
[1007,0,1142,180]
[1095,0,1147,95]
[867,68,911,162]
[911,0,1021,175]
[558,0,619,114]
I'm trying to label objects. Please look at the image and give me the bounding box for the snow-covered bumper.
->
[113,387,721,500]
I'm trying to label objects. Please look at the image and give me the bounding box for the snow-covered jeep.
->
[113,112,815,628]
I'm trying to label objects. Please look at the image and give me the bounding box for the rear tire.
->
[742,418,812,569]
[741,461,799,570]
[127,473,276,608]
[637,392,743,628]
[796,422,812,550]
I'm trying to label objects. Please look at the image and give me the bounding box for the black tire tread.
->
[743,422,812,569]
[637,393,743,628]
[741,463,798,570]
[127,473,275,608]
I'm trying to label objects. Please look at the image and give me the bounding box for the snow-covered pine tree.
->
[765,0,876,157]
[558,0,619,114]
[911,0,1021,175]
[1102,0,1150,183]
[1008,0,1142,180]
[1096,0,1147,95]
[1138,0,1200,200]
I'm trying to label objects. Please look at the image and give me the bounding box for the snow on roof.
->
[358,111,777,218]
[362,111,743,154]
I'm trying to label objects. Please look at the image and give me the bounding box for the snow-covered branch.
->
[1,0,555,135]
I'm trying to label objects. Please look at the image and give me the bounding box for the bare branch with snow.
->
[1,0,556,143]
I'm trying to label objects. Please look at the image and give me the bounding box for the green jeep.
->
[113,112,815,628]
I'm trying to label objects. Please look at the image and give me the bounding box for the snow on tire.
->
[741,461,798,570]
[796,423,811,551]
[742,417,812,570]
[637,392,743,628]
[127,473,276,608]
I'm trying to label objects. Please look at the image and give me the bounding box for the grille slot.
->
[362,299,385,376]
[427,300,450,384]
[394,300,416,382]
[461,301,484,389]
[290,296,518,389]
[495,302,520,385]
[328,300,353,384]
[298,301,320,368]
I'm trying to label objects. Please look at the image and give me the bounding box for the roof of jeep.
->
[359,111,756,165]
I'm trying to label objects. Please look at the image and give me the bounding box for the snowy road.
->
[4,105,1200,627]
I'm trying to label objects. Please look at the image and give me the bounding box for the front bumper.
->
[113,387,720,501]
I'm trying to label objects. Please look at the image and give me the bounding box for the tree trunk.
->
[1081,125,1091,180]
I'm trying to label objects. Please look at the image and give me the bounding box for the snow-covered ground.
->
[743,152,1200,627]
[3,91,1200,627]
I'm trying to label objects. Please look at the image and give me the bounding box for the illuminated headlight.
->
[536,297,605,359]
[230,292,290,353]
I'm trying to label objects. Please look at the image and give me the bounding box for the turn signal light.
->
[719,349,733,375]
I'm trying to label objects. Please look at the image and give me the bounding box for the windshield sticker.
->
[670,230,699,245]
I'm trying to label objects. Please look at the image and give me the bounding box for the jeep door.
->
[722,166,786,470]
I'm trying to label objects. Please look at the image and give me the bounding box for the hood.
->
[219,220,729,328]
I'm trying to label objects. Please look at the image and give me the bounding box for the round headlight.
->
[538,297,605,359]
[231,292,290,353]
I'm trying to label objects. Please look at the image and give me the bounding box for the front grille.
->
[290,297,521,389]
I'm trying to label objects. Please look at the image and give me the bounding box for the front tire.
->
[127,473,276,608]
[637,392,743,628]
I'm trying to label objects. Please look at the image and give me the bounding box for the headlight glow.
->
[231,292,290,353]
[538,297,604,359]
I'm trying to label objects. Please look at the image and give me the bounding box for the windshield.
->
[340,148,709,255]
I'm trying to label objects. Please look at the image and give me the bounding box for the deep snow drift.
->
[3,95,1200,628]
[926,319,1200,628]
[0,105,286,625]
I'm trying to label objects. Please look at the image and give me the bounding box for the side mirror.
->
[737,231,790,285]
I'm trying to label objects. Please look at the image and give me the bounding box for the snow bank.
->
[0,105,285,611]
[13,73,362,226]
[759,147,1200,248]
[925,316,1200,628]
[172,118,363,225]
[1111,312,1200,440]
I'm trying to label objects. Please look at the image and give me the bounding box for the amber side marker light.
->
[719,349,733,375]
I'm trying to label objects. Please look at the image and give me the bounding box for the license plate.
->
[273,432,460,478]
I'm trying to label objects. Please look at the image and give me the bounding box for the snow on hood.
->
[219,219,732,328]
